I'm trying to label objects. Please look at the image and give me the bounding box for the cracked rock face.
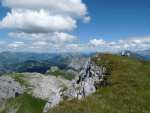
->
[66,58,107,99]
[0,76,23,99]
[43,58,108,113]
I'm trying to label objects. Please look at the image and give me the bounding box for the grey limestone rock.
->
[43,58,108,113]
[0,76,23,99]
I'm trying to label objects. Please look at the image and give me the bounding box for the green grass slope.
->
[0,94,46,113]
[47,54,150,113]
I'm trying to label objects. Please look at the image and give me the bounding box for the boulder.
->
[0,76,23,99]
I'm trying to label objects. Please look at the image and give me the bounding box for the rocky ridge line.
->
[43,58,108,113]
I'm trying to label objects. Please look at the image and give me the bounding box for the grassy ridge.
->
[47,54,150,113]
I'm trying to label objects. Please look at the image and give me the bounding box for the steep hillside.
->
[47,54,150,113]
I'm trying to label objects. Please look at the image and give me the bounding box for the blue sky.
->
[75,0,150,42]
[0,0,150,52]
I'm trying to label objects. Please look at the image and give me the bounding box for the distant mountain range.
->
[0,50,149,74]
[136,50,150,60]
[0,51,91,74]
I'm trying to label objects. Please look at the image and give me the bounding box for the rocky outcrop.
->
[22,73,71,100]
[66,58,107,99]
[0,76,24,99]
[43,58,108,113]
[0,56,108,113]
[68,56,88,71]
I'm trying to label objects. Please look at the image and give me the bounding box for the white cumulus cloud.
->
[0,9,77,33]
[1,0,87,16]
[0,0,91,52]
[89,38,106,46]
[83,16,91,23]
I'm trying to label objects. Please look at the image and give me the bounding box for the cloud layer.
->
[9,32,77,44]
[0,0,150,53]
[88,36,150,52]
[2,35,149,53]
[0,0,91,52]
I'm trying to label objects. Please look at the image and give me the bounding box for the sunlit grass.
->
[47,54,150,113]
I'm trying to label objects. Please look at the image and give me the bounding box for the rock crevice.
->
[43,58,108,113]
